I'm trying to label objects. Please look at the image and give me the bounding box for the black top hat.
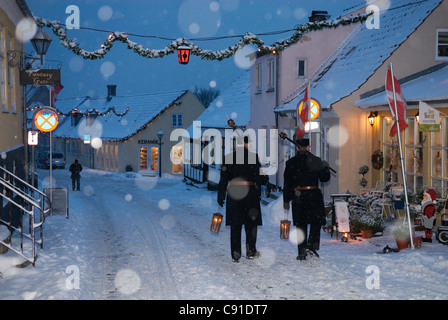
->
[296,139,309,147]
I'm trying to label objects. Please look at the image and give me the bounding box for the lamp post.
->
[157,130,164,177]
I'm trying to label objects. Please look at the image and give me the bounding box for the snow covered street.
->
[1,169,448,300]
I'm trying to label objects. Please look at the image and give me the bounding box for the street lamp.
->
[30,26,52,65]
[157,130,164,177]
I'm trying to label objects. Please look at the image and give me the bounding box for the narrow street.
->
[64,171,181,299]
[1,168,448,300]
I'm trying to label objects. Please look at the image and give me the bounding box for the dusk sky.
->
[26,0,367,99]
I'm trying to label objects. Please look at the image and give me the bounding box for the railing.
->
[0,166,50,266]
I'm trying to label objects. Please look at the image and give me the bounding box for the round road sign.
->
[298,98,321,120]
[34,108,59,132]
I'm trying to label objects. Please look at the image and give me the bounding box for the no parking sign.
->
[34,108,59,132]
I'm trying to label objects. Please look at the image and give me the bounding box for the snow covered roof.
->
[52,90,188,141]
[185,69,250,136]
[275,0,444,113]
[355,63,448,107]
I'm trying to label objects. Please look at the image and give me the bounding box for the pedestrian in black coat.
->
[283,139,331,260]
[69,159,83,191]
[217,136,269,262]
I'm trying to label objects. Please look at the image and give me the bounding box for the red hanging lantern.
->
[177,45,191,64]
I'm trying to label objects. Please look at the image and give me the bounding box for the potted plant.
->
[393,223,411,250]
[349,196,386,238]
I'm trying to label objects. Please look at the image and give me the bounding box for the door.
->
[150,146,159,173]
[140,146,159,174]
[140,147,148,171]
[171,146,182,174]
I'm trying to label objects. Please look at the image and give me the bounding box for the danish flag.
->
[385,67,408,136]
[50,84,64,108]
[296,83,310,139]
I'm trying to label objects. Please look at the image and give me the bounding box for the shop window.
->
[171,146,182,174]
[140,147,148,171]
[431,118,448,196]
[151,147,159,171]
[382,117,399,183]
[404,117,423,193]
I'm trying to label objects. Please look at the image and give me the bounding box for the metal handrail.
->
[0,166,50,266]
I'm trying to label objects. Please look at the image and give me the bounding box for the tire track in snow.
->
[84,177,179,299]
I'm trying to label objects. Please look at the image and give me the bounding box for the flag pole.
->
[389,62,414,249]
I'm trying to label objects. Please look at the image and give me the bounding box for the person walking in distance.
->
[69,159,83,191]
[283,138,331,261]
[218,136,269,262]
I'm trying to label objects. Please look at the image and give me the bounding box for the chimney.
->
[308,10,330,23]
[107,85,116,101]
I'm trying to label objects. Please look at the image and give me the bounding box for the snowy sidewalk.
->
[0,168,447,300]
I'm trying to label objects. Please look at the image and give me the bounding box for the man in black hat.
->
[217,135,269,262]
[283,138,331,260]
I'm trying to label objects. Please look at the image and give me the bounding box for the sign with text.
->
[418,101,441,132]
[20,69,61,86]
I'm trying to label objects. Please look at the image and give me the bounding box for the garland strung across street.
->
[26,105,130,117]
[35,12,372,62]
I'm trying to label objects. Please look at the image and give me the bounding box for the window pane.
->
[438,31,448,57]
[444,150,448,179]
[151,147,159,171]
[140,147,148,170]
[297,60,305,77]
[433,149,442,177]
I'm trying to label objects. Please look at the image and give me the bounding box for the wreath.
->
[371,149,384,169]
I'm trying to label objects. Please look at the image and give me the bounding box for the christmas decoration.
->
[177,46,191,64]
[27,106,130,117]
[358,165,369,187]
[35,13,372,62]
[371,149,383,169]
[421,188,436,242]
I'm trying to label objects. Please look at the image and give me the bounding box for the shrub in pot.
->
[393,223,411,250]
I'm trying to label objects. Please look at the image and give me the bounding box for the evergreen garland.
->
[35,12,372,61]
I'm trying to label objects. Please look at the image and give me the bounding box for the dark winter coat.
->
[69,161,83,179]
[283,150,331,227]
[218,147,269,227]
